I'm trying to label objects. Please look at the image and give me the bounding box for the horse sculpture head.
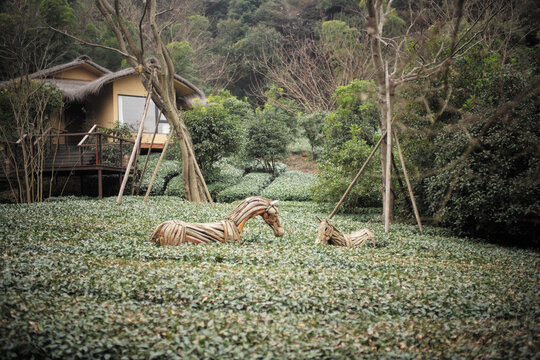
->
[263,199,285,237]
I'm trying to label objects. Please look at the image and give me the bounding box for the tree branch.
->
[47,25,136,63]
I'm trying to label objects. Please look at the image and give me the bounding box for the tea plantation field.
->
[0,197,538,359]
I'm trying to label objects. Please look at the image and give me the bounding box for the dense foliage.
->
[402,51,540,246]
[0,197,538,358]
[138,153,181,196]
[181,97,243,179]
[262,171,316,201]
[313,80,381,211]
[215,172,272,203]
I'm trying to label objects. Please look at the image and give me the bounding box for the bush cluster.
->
[406,56,540,245]
[313,80,381,211]
[262,171,316,201]
[216,172,272,203]
[163,174,186,198]
[137,153,181,195]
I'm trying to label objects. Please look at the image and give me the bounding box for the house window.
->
[118,95,170,134]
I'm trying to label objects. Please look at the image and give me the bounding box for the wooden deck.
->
[1,128,137,199]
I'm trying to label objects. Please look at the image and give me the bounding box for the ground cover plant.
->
[0,197,538,359]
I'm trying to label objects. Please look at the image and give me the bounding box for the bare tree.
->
[256,29,372,112]
[1,79,63,203]
[94,0,211,202]
[364,0,502,231]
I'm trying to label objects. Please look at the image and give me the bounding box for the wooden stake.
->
[136,108,162,195]
[393,131,424,234]
[144,131,173,202]
[328,131,387,219]
[384,62,392,233]
[117,93,151,205]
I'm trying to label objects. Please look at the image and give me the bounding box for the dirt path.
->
[284,153,318,173]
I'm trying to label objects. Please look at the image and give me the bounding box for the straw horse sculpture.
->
[150,196,284,245]
[316,218,374,247]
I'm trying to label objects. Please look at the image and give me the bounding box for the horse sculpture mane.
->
[150,196,284,246]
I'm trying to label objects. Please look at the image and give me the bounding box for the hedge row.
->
[262,171,316,201]
[138,157,317,203]
[138,154,181,195]
[215,172,273,203]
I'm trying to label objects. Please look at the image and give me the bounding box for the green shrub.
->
[216,172,272,202]
[411,58,540,245]
[262,171,316,201]
[181,98,243,178]
[243,91,298,174]
[244,160,287,176]
[314,80,381,211]
[138,153,181,195]
[299,112,326,158]
[424,111,540,245]
[206,158,245,199]
[164,175,186,198]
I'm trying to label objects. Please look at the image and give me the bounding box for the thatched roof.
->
[0,55,205,107]
[30,55,112,79]
[0,55,110,92]
[65,65,205,106]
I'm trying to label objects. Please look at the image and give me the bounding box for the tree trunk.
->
[94,0,212,203]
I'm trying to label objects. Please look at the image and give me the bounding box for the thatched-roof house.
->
[3,55,205,148]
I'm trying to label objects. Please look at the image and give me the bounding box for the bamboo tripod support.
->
[136,109,162,195]
[323,128,424,236]
[116,93,152,205]
[143,131,173,202]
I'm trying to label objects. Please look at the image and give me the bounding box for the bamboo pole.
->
[144,131,173,202]
[117,93,151,205]
[136,108,162,195]
[328,131,387,219]
[393,131,424,234]
[384,62,393,233]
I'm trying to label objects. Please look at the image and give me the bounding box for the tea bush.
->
[164,175,186,198]
[0,197,538,359]
[216,172,272,203]
[262,171,316,201]
[243,160,287,176]
[138,153,181,195]
[206,159,245,199]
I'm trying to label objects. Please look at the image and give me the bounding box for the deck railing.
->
[1,126,136,174]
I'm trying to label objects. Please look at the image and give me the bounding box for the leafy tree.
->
[181,95,244,180]
[243,89,298,173]
[313,79,380,210]
[419,61,540,246]
[244,110,290,174]
[166,41,196,82]
[299,111,326,159]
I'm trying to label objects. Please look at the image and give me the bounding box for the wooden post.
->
[144,131,173,202]
[98,169,103,200]
[393,131,424,234]
[329,131,387,219]
[384,62,393,233]
[117,93,151,205]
